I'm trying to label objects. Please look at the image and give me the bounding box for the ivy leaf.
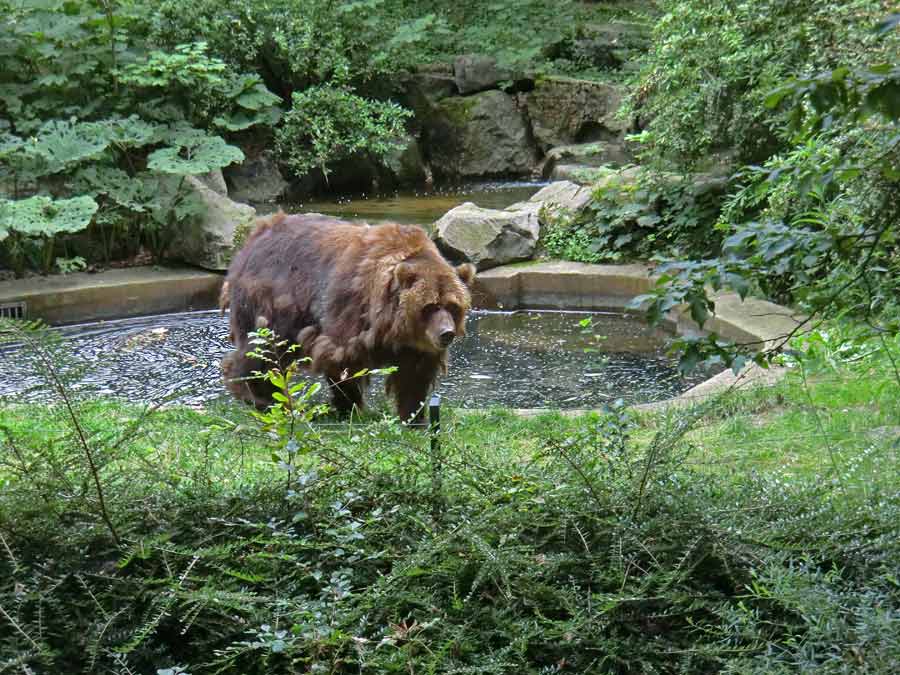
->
[687,293,711,327]
[147,135,244,175]
[0,195,98,241]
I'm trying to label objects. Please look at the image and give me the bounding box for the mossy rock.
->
[426,90,537,180]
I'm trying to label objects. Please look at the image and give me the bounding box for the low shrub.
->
[541,168,727,264]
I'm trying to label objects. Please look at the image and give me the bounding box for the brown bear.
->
[220,211,475,424]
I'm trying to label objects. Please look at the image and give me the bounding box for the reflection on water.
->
[0,310,720,410]
[264,180,546,227]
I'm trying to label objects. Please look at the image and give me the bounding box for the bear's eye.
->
[422,303,440,317]
[445,304,462,320]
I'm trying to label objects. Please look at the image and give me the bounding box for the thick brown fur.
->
[221,211,476,424]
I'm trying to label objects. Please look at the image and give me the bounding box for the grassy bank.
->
[1,330,898,673]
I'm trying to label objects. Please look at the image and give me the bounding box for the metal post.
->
[429,394,442,521]
[429,394,441,445]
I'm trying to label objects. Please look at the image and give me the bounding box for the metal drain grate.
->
[0,301,27,320]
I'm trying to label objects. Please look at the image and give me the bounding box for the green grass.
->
[3,355,897,485]
[672,368,900,478]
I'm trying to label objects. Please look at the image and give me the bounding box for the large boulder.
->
[433,181,594,270]
[541,140,632,177]
[381,135,428,186]
[522,77,630,152]
[410,63,458,102]
[196,169,229,196]
[223,149,289,204]
[175,177,256,271]
[433,201,540,271]
[426,90,538,180]
[394,67,456,139]
[507,180,594,215]
[549,164,617,184]
[453,54,512,95]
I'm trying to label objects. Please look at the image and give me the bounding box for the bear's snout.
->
[425,307,458,351]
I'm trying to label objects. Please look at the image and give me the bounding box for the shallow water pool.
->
[2,310,719,410]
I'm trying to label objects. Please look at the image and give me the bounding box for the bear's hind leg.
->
[327,370,366,417]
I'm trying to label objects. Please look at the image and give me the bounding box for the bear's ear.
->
[456,263,476,286]
[393,261,418,288]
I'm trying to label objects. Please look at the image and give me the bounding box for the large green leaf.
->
[213,107,282,132]
[0,195,98,241]
[98,115,162,149]
[147,135,244,175]
[26,119,110,173]
[73,166,160,213]
[234,81,282,112]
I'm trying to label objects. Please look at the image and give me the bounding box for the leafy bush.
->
[626,0,892,167]
[398,0,619,75]
[147,0,424,88]
[542,168,727,263]
[0,194,98,275]
[275,86,411,178]
[119,41,282,132]
[631,23,900,372]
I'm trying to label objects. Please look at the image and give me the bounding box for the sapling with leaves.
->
[242,327,329,489]
[240,327,398,488]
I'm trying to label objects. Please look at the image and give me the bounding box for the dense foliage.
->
[540,5,900,371]
[542,169,727,263]
[633,16,900,371]
[1,321,898,673]
[626,0,894,166]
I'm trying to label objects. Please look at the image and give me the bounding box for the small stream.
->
[267,180,546,227]
[1,310,718,410]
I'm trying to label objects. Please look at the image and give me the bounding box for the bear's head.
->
[392,259,476,354]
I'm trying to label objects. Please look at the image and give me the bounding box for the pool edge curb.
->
[0,267,224,325]
[472,261,800,411]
